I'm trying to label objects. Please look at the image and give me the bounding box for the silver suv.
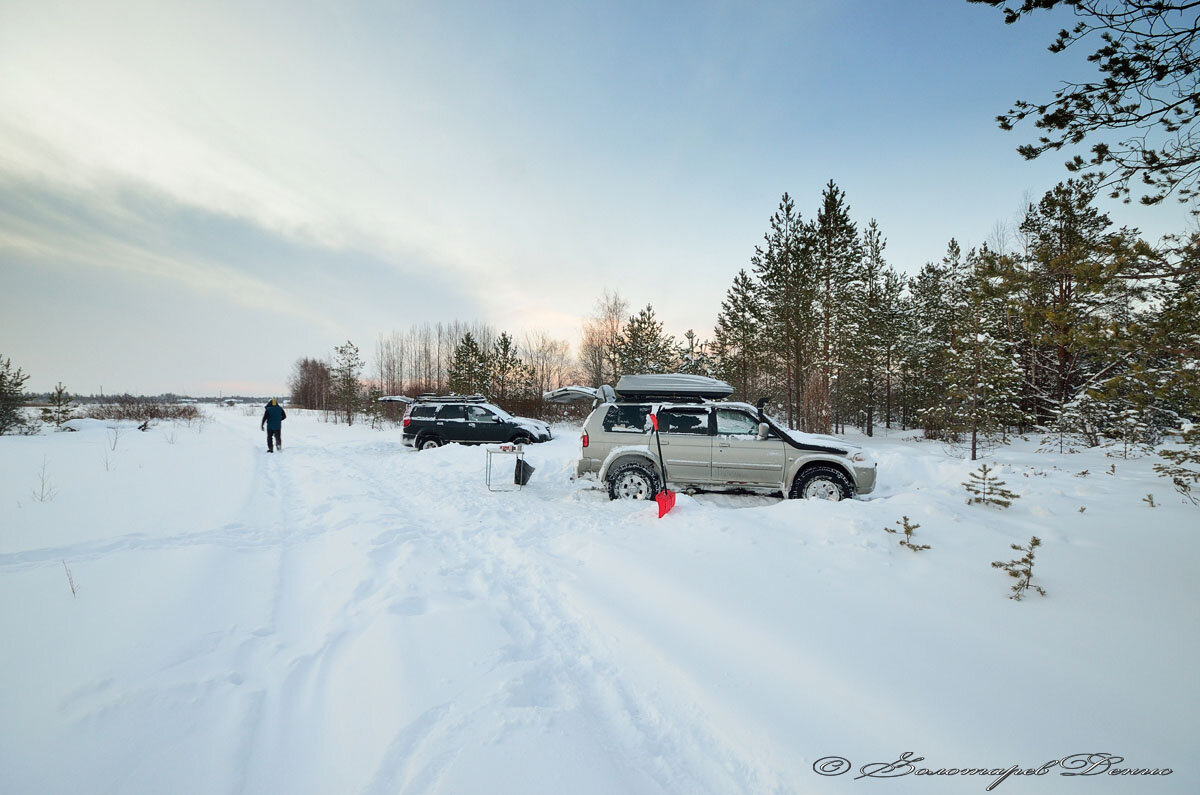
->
[561,376,876,501]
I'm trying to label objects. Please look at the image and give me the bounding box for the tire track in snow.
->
[314,443,794,794]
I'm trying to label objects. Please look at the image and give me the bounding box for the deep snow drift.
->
[1,407,1196,794]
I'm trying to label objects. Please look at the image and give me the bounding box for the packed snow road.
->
[1,407,1196,794]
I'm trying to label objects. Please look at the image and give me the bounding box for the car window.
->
[411,405,436,419]
[437,405,467,421]
[715,409,760,437]
[602,405,651,433]
[659,408,711,435]
[466,406,496,422]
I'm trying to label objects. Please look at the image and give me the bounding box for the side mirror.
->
[757,423,770,440]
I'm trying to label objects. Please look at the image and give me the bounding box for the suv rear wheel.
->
[790,466,853,501]
[418,435,443,451]
[607,460,659,501]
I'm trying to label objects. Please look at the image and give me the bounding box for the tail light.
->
[581,432,589,448]
[402,417,412,427]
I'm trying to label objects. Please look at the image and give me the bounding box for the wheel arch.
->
[785,458,855,498]
[599,447,662,484]
[415,431,443,449]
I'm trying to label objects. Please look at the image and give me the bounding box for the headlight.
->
[851,452,869,463]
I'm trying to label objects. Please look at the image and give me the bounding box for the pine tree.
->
[991,536,1046,601]
[1019,179,1129,438]
[813,181,863,434]
[331,341,364,425]
[713,270,768,402]
[0,354,31,435]
[878,267,909,430]
[884,516,930,551]
[925,248,1026,459]
[753,193,817,429]
[615,304,677,375]
[677,330,714,377]
[47,382,74,429]
[845,220,893,436]
[448,332,490,395]
[964,463,1021,508]
[489,332,530,403]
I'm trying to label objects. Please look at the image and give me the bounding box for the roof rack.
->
[413,393,489,403]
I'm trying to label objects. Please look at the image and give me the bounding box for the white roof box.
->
[614,374,733,402]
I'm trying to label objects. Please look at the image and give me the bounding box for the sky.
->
[2,0,1195,395]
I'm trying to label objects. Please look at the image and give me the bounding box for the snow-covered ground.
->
[1,407,1196,794]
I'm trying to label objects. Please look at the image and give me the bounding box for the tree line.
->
[286,177,1198,479]
[704,179,1200,464]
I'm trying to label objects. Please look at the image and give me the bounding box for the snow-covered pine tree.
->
[677,330,714,377]
[712,269,768,402]
[908,240,970,439]
[813,181,863,435]
[615,304,677,375]
[964,462,1020,508]
[1019,179,1131,444]
[1151,249,1200,499]
[925,247,1025,459]
[878,267,909,430]
[448,332,490,396]
[752,193,816,429]
[844,219,891,436]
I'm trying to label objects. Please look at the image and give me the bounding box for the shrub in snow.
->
[991,536,1046,601]
[964,463,1020,508]
[884,516,930,551]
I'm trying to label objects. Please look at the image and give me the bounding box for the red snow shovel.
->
[648,413,676,518]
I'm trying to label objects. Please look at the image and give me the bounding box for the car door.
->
[435,404,469,442]
[713,408,785,486]
[466,405,507,443]
[656,407,713,484]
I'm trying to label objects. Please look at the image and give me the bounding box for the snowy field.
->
[1,406,1196,794]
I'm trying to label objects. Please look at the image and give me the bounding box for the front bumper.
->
[853,464,877,495]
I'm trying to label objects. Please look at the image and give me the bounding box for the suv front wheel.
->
[790,466,853,501]
[606,460,660,501]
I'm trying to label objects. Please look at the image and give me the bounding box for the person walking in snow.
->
[261,398,287,452]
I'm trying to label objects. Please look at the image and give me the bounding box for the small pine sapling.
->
[991,536,1046,601]
[884,516,930,551]
[964,463,1020,508]
[1143,493,1157,508]
[48,382,74,428]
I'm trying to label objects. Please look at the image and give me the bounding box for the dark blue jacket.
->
[262,402,286,430]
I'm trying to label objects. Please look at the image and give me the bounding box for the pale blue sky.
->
[1,0,1192,394]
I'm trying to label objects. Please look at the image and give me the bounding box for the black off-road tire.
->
[606,460,661,501]
[509,433,533,446]
[417,435,444,451]
[790,465,854,501]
